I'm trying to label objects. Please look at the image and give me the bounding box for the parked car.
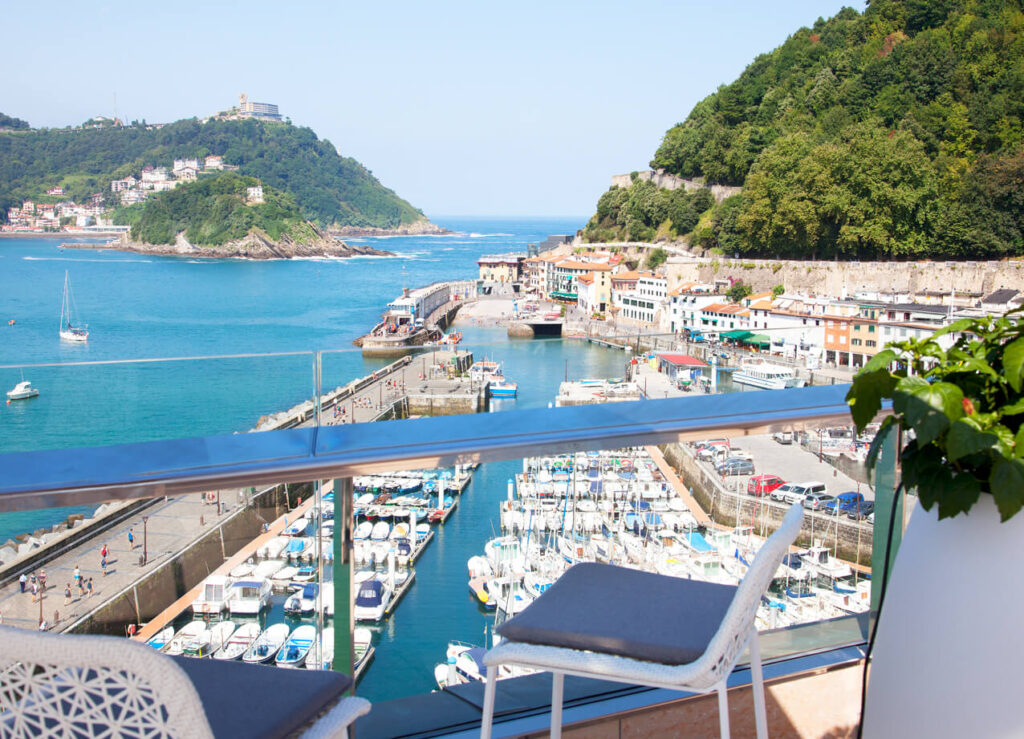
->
[803,492,836,511]
[771,481,827,506]
[717,458,755,476]
[824,491,866,515]
[747,474,785,497]
[847,500,875,521]
[771,431,794,445]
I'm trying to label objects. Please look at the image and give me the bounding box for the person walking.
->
[19,573,26,593]
[64,583,72,606]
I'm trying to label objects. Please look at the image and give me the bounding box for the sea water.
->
[0,216,629,699]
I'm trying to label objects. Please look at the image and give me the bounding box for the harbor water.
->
[0,217,628,701]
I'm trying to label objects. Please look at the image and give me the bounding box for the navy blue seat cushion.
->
[171,655,352,738]
[496,562,738,666]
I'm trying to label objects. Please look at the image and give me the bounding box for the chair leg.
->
[717,682,731,739]
[749,629,769,739]
[481,664,498,739]
[551,671,564,739]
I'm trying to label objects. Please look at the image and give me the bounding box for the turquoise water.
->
[0,217,629,700]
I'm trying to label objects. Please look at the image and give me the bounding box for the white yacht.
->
[6,380,38,400]
[731,361,804,390]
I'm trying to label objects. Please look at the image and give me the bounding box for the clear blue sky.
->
[3,1,855,219]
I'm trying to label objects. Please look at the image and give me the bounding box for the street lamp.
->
[142,516,149,565]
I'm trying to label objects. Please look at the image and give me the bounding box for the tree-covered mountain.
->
[112,172,320,246]
[586,0,1024,259]
[0,117,427,230]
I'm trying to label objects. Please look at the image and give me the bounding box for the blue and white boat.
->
[275,625,316,668]
[284,583,319,616]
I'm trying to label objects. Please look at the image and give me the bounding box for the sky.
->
[2,1,856,220]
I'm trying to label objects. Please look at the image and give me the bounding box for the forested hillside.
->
[113,173,319,246]
[0,117,426,230]
[586,0,1024,259]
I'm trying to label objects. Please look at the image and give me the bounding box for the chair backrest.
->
[688,504,804,688]
[0,625,214,738]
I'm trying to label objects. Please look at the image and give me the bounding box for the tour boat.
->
[214,622,261,660]
[731,361,804,390]
[191,574,235,615]
[59,271,89,343]
[276,624,316,668]
[6,380,39,400]
[227,578,272,615]
[242,623,290,664]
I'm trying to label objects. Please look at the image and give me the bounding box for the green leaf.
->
[860,349,898,374]
[1004,337,1024,393]
[846,368,897,432]
[936,472,983,520]
[990,458,1024,522]
[946,419,999,462]
[894,380,963,447]
[932,317,977,340]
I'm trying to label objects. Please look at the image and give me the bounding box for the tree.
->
[727,282,752,303]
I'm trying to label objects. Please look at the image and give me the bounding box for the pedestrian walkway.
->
[0,491,238,632]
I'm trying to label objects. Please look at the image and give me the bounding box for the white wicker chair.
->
[480,504,804,739]
[0,625,370,738]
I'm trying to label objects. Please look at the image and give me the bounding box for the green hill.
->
[112,173,319,246]
[0,116,426,230]
[585,0,1024,259]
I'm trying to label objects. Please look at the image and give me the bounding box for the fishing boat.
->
[6,380,39,400]
[59,271,88,343]
[191,575,235,615]
[206,621,236,655]
[162,621,207,656]
[214,622,261,660]
[284,583,320,616]
[242,623,290,664]
[354,578,392,622]
[276,624,316,668]
[146,626,175,650]
[227,578,272,615]
[731,360,804,390]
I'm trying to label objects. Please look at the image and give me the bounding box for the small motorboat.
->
[163,621,208,656]
[284,583,319,616]
[6,381,38,400]
[276,624,316,668]
[354,578,392,622]
[242,623,290,664]
[214,622,261,661]
[146,626,174,650]
[207,621,236,655]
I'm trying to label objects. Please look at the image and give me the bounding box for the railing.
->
[0,359,898,736]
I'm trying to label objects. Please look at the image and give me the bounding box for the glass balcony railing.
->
[0,346,896,737]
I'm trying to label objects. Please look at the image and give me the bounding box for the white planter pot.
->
[864,494,1024,737]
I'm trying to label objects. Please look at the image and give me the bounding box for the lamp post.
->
[142,516,149,565]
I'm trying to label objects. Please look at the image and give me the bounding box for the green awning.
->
[721,330,752,340]
[742,333,771,348]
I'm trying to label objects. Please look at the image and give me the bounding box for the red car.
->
[747,474,785,496]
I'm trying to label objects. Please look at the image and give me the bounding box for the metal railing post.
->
[870,425,902,613]
[333,476,355,684]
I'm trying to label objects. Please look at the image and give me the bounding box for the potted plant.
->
[846,309,1024,736]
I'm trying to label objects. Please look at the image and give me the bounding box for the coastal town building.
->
[477,254,525,284]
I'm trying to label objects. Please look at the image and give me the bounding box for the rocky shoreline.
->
[60,226,394,260]
[329,218,452,238]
